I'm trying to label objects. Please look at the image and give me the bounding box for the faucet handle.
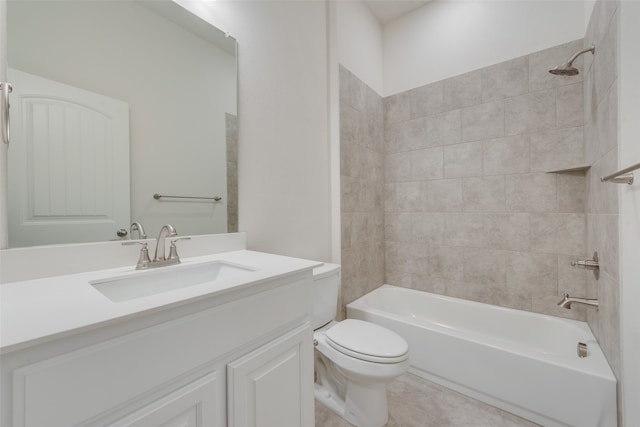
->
[122,241,151,269]
[168,237,191,261]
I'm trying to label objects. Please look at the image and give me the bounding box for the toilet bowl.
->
[312,264,409,427]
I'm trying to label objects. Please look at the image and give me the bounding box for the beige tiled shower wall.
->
[583,0,621,417]
[382,40,591,321]
[339,66,385,315]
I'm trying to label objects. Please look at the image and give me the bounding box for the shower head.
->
[549,63,580,76]
[548,44,595,76]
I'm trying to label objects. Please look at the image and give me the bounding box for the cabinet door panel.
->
[227,325,313,427]
[109,371,220,427]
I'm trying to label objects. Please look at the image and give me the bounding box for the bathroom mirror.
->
[5,0,237,248]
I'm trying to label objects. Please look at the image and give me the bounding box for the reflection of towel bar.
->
[601,161,640,185]
[153,193,222,202]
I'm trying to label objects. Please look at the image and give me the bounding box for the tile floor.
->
[315,373,540,427]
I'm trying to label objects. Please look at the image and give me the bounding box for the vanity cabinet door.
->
[109,371,222,427]
[227,325,314,427]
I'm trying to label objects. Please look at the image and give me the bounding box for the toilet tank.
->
[312,263,341,330]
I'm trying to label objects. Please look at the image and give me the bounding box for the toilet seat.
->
[325,319,408,364]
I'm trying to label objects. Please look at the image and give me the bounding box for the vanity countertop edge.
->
[0,250,323,355]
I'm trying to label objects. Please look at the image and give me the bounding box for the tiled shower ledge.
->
[546,164,591,174]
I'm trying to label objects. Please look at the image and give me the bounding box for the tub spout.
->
[557,293,599,310]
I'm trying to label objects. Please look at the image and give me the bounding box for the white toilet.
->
[312,264,409,427]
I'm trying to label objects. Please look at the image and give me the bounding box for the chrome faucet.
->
[557,293,599,310]
[129,222,147,239]
[122,224,190,270]
[153,224,177,262]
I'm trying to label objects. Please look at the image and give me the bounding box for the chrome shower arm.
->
[566,44,595,66]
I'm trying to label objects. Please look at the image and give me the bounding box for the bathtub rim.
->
[346,284,616,381]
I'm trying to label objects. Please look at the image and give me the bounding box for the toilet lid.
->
[325,319,408,363]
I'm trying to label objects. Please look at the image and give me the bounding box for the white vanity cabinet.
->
[0,270,315,427]
[228,326,313,427]
[109,371,222,427]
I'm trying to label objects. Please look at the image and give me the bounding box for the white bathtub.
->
[347,285,617,427]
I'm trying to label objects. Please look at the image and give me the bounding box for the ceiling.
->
[363,0,432,25]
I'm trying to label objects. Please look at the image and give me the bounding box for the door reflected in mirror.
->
[6,0,237,247]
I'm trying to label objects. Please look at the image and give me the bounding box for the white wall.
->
[176,0,331,262]
[383,0,587,96]
[7,1,236,239]
[336,0,384,95]
[619,2,640,425]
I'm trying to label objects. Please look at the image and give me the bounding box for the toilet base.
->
[314,380,389,427]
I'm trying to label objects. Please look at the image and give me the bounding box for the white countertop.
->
[0,250,322,354]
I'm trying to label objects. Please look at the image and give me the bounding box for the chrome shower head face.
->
[548,44,595,77]
[549,63,580,76]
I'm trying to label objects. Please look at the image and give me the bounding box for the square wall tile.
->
[483,135,530,175]
[590,80,618,162]
[482,56,529,102]
[340,103,360,143]
[444,141,484,178]
[462,176,506,212]
[349,71,368,114]
[411,213,445,246]
[593,11,618,103]
[443,70,482,111]
[444,213,485,247]
[426,110,461,147]
[396,181,426,212]
[384,118,427,153]
[484,213,531,251]
[558,254,588,295]
[341,175,360,213]
[531,213,586,255]
[558,173,586,213]
[587,148,618,214]
[384,213,412,242]
[385,152,412,183]
[506,173,557,213]
[591,213,619,281]
[339,65,351,106]
[505,89,557,136]
[385,241,428,276]
[425,179,463,212]
[462,100,505,142]
[384,92,410,126]
[340,137,359,178]
[530,127,584,172]
[364,83,383,123]
[409,81,444,118]
[556,83,584,128]
[462,248,508,285]
[384,183,397,213]
[411,147,444,180]
[506,252,558,296]
[428,247,464,281]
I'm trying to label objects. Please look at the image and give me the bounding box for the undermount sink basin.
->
[91,260,256,302]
